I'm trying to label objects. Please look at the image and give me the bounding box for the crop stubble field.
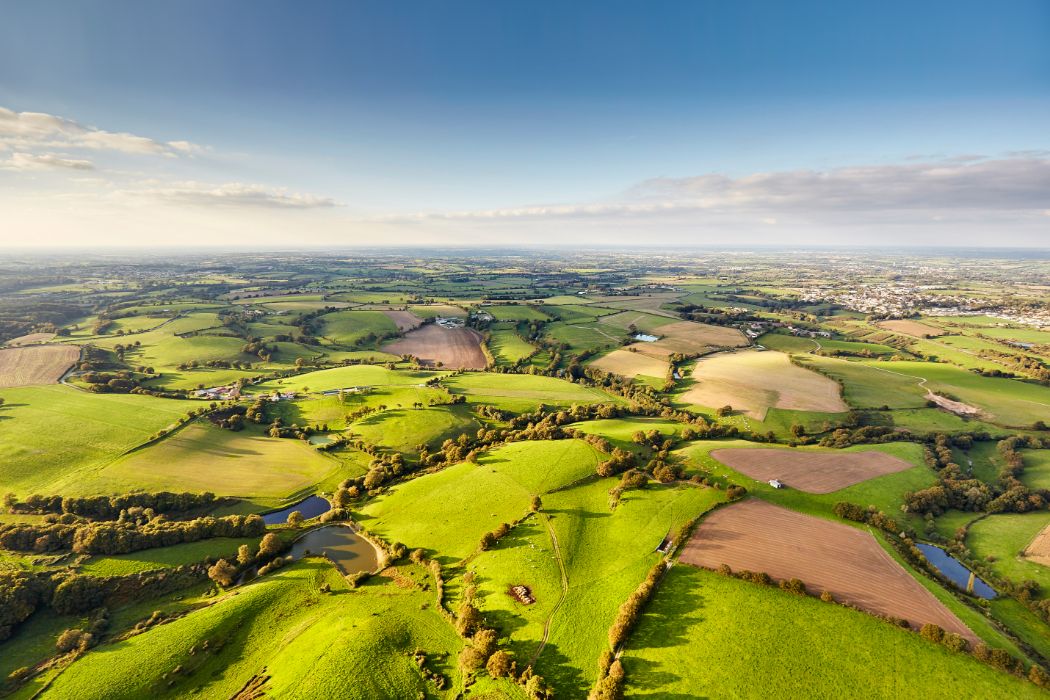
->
[681,350,847,418]
[710,447,914,493]
[384,324,487,369]
[679,499,976,641]
[0,345,80,387]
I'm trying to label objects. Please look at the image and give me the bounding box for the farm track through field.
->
[530,513,569,666]
[867,362,1050,413]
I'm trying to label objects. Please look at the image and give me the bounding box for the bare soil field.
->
[680,350,847,418]
[383,324,487,369]
[877,320,944,338]
[3,332,56,346]
[589,348,670,379]
[381,310,423,332]
[926,392,982,417]
[0,345,81,388]
[680,499,976,641]
[631,320,748,358]
[1024,523,1050,567]
[710,447,913,493]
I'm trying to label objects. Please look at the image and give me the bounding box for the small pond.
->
[289,525,379,575]
[262,495,331,525]
[916,543,996,599]
[307,434,333,446]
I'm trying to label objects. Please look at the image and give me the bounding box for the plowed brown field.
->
[0,345,81,388]
[381,310,423,332]
[710,447,913,493]
[680,499,976,642]
[384,324,487,369]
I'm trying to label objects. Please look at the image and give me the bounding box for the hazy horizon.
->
[1,1,1048,248]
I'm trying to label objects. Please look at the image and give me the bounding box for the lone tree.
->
[530,495,542,512]
[208,559,238,587]
[287,510,304,527]
[486,649,515,678]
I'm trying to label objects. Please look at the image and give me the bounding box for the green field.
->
[1021,449,1050,490]
[543,320,623,352]
[357,439,604,561]
[621,566,1042,698]
[443,372,620,412]
[799,355,927,409]
[79,423,340,505]
[862,360,1050,426]
[486,305,551,322]
[0,385,200,495]
[351,404,480,454]
[320,310,399,347]
[250,365,443,394]
[40,560,463,699]
[966,512,1050,597]
[487,329,537,365]
[78,536,262,576]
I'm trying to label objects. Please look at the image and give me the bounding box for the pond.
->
[289,525,380,575]
[262,495,331,525]
[917,543,996,599]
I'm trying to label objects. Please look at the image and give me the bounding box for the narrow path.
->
[530,513,569,666]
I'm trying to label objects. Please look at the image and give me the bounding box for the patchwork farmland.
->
[680,499,978,642]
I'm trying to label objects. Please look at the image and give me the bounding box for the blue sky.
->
[0,1,1047,246]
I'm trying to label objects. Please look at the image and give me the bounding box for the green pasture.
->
[351,404,480,454]
[80,423,340,506]
[966,512,1050,597]
[357,439,604,561]
[488,329,536,365]
[543,320,623,352]
[250,365,442,394]
[41,560,463,699]
[621,567,1042,698]
[798,355,927,409]
[864,360,1050,426]
[0,385,199,496]
[79,536,262,577]
[486,305,551,322]
[320,310,399,347]
[443,372,620,412]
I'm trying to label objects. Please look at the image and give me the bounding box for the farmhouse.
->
[435,316,465,329]
[633,333,659,342]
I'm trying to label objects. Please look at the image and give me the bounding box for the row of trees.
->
[0,514,265,555]
[3,490,218,520]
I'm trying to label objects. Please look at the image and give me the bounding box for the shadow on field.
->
[535,642,588,697]
[620,568,708,693]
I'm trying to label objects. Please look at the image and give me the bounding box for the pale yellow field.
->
[1024,523,1050,567]
[3,332,56,346]
[0,345,81,387]
[589,348,670,379]
[631,320,748,358]
[680,350,847,418]
[877,319,944,338]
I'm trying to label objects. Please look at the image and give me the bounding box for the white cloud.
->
[1,152,94,171]
[0,107,202,157]
[378,155,1050,224]
[117,181,338,209]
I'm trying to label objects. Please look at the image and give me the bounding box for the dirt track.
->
[710,448,913,493]
[680,499,976,642]
[384,324,487,369]
[0,345,81,388]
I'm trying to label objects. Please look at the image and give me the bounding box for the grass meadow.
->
[621,566,1042,698]
[0,385,199,496]
[40,560,463,699]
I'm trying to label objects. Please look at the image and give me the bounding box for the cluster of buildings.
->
[193,385,240,400]
[435,316,465,329]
